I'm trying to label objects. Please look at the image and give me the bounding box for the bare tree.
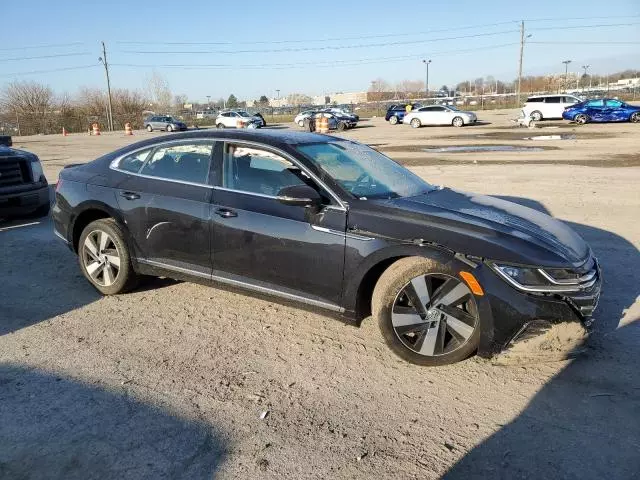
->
[145,71,172,112]
[368,78,392,92]
[396,79,425,94]
[0,81,55,134]
[286,93,313,106]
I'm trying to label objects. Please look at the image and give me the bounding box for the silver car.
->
[144,116,188,132]
[403,105,477,128]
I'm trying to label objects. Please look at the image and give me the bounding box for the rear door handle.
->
[215,208,237,218]
[120,191,140,200]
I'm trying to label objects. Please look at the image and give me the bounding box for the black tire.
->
[146,125,153,132]
[337,121,347,131]
[216,123,225,129]
[389,115,399,125]
[410,118,421,128]
[166,124,173,132]
[530,110,543,121]
[78,218,138,295]
[630,112,640,123]
[27,203,50,219]
[372,256,481,366]
[574,114,589,125]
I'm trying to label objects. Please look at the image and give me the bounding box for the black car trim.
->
[137,258,344,312]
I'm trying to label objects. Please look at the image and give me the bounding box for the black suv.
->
[0,139,50,219]
[385,104,422,125]
[53,130,600,366]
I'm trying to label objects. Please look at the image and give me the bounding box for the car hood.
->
[350,188,589,267]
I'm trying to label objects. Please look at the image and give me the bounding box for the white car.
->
[403,105,477,128]
[522,94,581,121]
[216,111,263,128]
[294,110,317,127]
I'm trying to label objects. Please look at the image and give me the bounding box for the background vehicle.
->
[403,105,477,128]
[321,107,359,122]
[523,94,581,121]
[385,104,422,125]
[0,144,49,219]
[562,98,640,124]
[216,111,263,128]
[144,116,188,132]
[294,110,318,127]
[53,130,599,367]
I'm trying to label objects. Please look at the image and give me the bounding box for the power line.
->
[119,29,519,55]
[529,21,640,31]
[530,41,640,45]
[0,42,86,52]
[117,20,519,46]
[0,52,92,63]
[523,14,640,22]
[0,64,99,78]
[111,43,518,70]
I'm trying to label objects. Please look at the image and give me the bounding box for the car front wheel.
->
[452,116,464,127]
[389,115,399,125]
[530,110,543,121]
[216,123,225,129]
[410,118,421,128]
[146,125,153,132]
[78,219,138,295]
[166,124,173,132]
[575,114,589,125]
[630,112,640,123]
[372,256,481,366]
[297,120,304,127]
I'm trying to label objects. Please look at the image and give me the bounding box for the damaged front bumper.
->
[473,259,601,358]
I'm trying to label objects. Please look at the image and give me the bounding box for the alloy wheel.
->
[82,230,121,287]
[531,111,543,121]
[410,118,421,128]
[391,273,478,357]
[452,116,464,127]
[389,115,399,125]
[631,112,640,123]
[575,114,588,125]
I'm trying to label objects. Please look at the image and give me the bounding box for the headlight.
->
[30,160,45,183]
[490,263,585,293]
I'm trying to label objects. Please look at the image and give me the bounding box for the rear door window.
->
[526,97,543,103]
[139,142,213,184]
[545,97,561,103]
[586,99,604,107]
[605,99,623,108]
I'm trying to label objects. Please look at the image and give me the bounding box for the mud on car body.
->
[52,130,600,366]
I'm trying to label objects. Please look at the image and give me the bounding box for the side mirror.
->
[276,184,322,207]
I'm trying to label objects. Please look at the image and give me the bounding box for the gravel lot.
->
[1,110,639,479]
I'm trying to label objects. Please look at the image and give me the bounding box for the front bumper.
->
[0,183,49,217]
[474,262,601,357]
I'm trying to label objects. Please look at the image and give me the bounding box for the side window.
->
[564,97,578,104]
[545,97,561,103]
[526,97,543,103]
[223,144,306,196]
[139,143,213,184]
[605,100,623,108]
[118,148,152,173]
[587,100,604,107]
[431,106,446,111]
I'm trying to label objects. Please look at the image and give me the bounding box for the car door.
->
[585,99,605,121]
[113,139,216,275]
[422,106,448,125]
[604,99,626,121]
[210,141,347,306]
[542,96,562,118]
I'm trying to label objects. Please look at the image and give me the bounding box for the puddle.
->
[523,134,576,141]
[422,145,544,153]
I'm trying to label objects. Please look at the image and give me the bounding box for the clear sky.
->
[1,0,638,102]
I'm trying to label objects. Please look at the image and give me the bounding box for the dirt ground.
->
[1,110,639,479]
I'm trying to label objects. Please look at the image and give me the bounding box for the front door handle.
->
[120,191,140,200]
[215,208,237,218]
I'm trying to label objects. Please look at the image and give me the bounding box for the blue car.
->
[385,104,422,125]
[562,98,640,124]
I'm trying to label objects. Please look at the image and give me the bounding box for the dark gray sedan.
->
[144,116,188,132]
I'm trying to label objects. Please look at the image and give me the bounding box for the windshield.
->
[447,105,459,111]
[296,141,435,200]
[237,111,251,117]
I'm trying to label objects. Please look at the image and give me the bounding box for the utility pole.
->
[582,65,590,92]
[98,41,114,131]
[516,22,532,106]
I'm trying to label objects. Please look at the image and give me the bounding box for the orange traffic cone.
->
[92,123,100,136]
[62,127,68,136]
[124,122,133,135]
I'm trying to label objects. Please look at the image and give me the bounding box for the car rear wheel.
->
[337,121,347,131]
[146,125,153,132]
[410,118,421,128]
[166,125,173,132]
[297,120,304,127]
[452,116,464,127]
[630,112,640,123]
[372,256,481,366]
[575,114,589,125]
[389,115,399,125]
[216,123,225,129]
[530,110,543,121]
[78,219,138,295]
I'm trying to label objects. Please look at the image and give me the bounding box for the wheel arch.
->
[70,201,127,253]
[346,244,460,321]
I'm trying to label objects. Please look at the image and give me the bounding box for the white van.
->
[522,95,582,121]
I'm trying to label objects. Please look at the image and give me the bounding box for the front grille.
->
[0,157,30,187]
[554,257,601,320]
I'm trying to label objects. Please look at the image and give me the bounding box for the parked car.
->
[321,107,359,122]
[385,104,422,125]
[522,94,581,121]
[294,110,318,127]
[319,111,357,130]
[53,129,600,366]
[1,143,50,219]
[216,111,263,129]
[562,98,640,124]
[403,105,477,128]
[144,116,188,132]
